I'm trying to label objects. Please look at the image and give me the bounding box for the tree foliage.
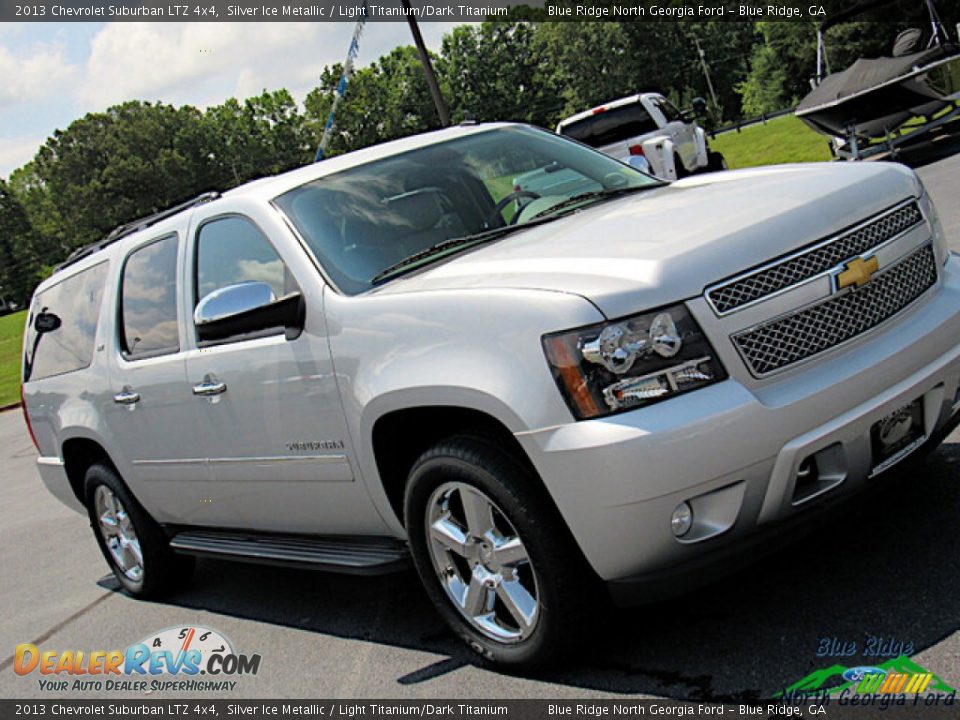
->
[738,23,816,115]
[304,45,443,156]
[442,23,559,126]
[0,179,47,305]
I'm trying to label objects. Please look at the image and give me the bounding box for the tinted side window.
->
[195,216,291,304]
[23,261,109,382]
[120,235,180,359]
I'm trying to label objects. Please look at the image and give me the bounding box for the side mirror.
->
[195,281,275,325]
[34,311,62,334]
[195,281,305,342]
[691,97,708,117]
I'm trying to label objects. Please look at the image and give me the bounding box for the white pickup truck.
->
[555,92,725,180]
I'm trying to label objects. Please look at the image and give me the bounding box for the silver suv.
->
[22,123,960,667]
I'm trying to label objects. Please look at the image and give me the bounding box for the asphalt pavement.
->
[911,137,960,245]
[1,150,959,700]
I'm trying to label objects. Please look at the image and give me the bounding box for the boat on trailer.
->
[796,0,960,160]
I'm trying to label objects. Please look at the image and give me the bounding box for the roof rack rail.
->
[54,191,221,273]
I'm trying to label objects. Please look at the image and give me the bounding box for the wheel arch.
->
[61,434,119,504]
[369,404,557,530]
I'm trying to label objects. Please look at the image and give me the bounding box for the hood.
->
[375,162,922,319]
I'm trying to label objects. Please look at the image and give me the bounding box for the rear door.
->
[103,231,208,520]
[181,203,377,534]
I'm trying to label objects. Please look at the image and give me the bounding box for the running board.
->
[168,530,409,575]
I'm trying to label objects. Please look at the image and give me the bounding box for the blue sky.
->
[0,21,463,179]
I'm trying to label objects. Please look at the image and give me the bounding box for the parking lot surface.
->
[2,151,959,700]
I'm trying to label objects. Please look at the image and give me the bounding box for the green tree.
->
[675,22,760,120]
[27,101,211,249]
[304,45,442,157]
[0,178,49,305]
[11,94,312,271]
[441,22,559,127]
[200,90,312,187]
[738,22,817,115]
[535,22,638,119]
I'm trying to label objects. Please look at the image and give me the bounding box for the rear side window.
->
[120,235,180,359]
[23,261,109,382]
[561,103,659,148]
[653,98,682,123]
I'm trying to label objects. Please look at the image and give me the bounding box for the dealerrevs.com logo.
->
[14,625,261,693]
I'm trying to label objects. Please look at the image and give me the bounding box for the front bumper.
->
[515,256,960,593]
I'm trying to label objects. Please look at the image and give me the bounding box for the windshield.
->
[274,125,658,295]
[560,103,659,147]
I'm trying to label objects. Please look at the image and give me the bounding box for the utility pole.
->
[401,0,450,127]
[692,35,719,111]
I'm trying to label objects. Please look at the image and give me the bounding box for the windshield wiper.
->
[526,183,664,221]
[370,183,665,285]
[370,223,534,284]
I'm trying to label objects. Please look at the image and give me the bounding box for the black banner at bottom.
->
[2,699,960,720]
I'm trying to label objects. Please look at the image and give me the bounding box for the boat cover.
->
[798,43,960,113]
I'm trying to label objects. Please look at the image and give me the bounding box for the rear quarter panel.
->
[22,252,122,510]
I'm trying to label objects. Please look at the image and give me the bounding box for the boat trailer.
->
[834,99,960,160]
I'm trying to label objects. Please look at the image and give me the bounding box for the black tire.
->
[84,463,194,598]
[404,435,592,668]
[706,150,727,172]
[672,153,690,180]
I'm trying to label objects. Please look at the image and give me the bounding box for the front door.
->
[652,97,697,171]
[182,210,371,534]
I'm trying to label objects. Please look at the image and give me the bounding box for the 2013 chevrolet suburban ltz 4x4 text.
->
[21,123,960,667]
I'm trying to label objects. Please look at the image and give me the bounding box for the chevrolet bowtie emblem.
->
[837,255,879,290]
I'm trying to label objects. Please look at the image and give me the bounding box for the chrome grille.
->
[733,244,937,377]
[708,202,923,314]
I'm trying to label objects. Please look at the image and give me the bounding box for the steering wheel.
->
[485,190,541,227]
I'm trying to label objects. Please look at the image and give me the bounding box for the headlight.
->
[918,189,949,266]
[543,304,727,419]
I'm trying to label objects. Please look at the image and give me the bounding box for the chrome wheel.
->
[425,481,540,643]
[94,485,144,582]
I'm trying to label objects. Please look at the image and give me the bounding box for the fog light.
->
[671,502,693,537]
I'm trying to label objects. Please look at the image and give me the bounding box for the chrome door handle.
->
[192,380,227,397]
[113,390,140,405]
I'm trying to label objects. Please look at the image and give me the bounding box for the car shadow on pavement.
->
[888,122,960,169]
[102,442,960,698]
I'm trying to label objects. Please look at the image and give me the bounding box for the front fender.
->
[324,286,603,531]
